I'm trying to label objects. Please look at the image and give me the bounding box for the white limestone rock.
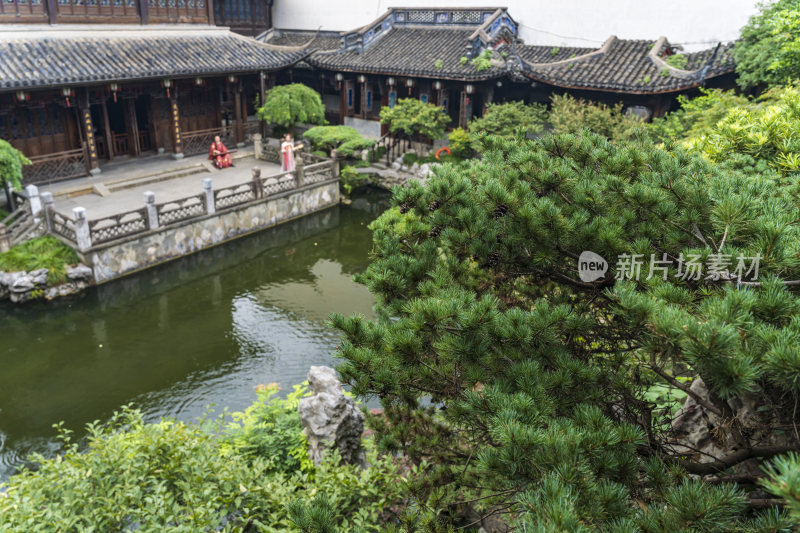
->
[298,366,366,467]
[10,275,34,293]
[66,263,93,282]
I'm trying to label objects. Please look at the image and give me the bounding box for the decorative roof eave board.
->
[305,62,505,82]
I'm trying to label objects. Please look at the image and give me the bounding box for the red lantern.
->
[61,87,74,107]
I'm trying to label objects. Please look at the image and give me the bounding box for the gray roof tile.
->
[0,31,307,91]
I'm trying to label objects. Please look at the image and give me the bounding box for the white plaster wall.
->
[273,0,758,51]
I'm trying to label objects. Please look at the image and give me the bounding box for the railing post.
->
[73,207,92,252]
[203,178,215,215]
[251,167,263,199]
[330,149,341,178]
[25,184,43,219]
[0,224,10,253]
[41,192,54,232]
[295,154,305,187]
[253,133,263,161]
[144,191,159,230]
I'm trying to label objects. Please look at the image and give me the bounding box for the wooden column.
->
[138,0,148,24]
[78,90,100,174]
[206,0,214,25]
[46,0,57,24]
[458,90,472,129]
[233,81,243,145]
[101,98,114,160]
[170,92,183,159]
[124,96,140,156]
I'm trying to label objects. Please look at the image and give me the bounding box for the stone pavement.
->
[40,150,283,220]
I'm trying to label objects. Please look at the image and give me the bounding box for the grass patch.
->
[0,208,9,220]
[0,235,79,284]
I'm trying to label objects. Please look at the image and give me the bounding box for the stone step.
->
[104,165,210,193]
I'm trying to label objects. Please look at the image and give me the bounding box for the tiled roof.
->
[258,29,342,52]
[0,28,308,91]
[307,26,506,81]
[517,37,736,94]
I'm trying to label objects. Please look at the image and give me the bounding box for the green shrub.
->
[222,383,313,474]
[257,83,325,134]
[665,53,687,69]
[340,165,371,197]
[380,99,450,142]
[470,49,494,72]
[447,127,473,158]
[402,153,418,166]
[312,150,328,158]
[303,126,371,158]
[0,139,30,191]
[549,93,642,142]
[468,101,548,151]
[0,235,78,284]
[734,0,800,88]
[0,387,411,532]
[647,87,752,144]
[338,137,375,158]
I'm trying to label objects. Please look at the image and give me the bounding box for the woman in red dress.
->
[209,136,233,169]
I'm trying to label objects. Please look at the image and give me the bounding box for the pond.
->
[0,188,391,481]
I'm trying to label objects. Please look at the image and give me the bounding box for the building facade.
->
[262,7,736,138]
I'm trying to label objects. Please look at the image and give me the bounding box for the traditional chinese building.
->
[0,0,297,186]
[261,7,736,136]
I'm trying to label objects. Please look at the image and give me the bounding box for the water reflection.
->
[0,188,391,480]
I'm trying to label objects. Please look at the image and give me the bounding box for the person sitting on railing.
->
[209,136,234,169]
[280,133,303,173]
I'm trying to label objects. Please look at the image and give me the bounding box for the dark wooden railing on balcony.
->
[113,133,130,157]
[21,147,89,186]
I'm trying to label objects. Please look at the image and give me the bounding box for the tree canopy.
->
[380,98,450,142]
[0,139,29,191]
[734,0,800,89]
[467,100,548,151]
[332,131,800,530]
[257,83,326,133]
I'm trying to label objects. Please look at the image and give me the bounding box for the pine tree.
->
[332,132,800,530]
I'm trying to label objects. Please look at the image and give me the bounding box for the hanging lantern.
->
[227,75,237,83]
[108,82,120,103]
[195,77,204,87]
[496,80,503,87]
[15,90,29,102]
[335,73,344,90]
[357,74,366,83]
[405,78,414,95]
[162,79,173,98]
[61,87,74,107]
[387,77,395,86]
[433,80,442,90]
[465,84,474,94]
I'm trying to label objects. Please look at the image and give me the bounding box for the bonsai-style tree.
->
[467,100,548,151]
[379,98,450,143]
[330,132,800,530]
[0,139,29,211]
[734,0,800,89]
[257,83,325,135]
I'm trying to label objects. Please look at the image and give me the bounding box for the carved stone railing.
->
[41,156,339,252]
[156,194,207,226]
[50,210,78,243]
[303,161,335,185]
[22,147,88,186]
[214,182,257,210]
[262,174,297,196]
[89,208,149,244]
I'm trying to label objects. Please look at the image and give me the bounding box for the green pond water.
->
[0,189,391,481]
